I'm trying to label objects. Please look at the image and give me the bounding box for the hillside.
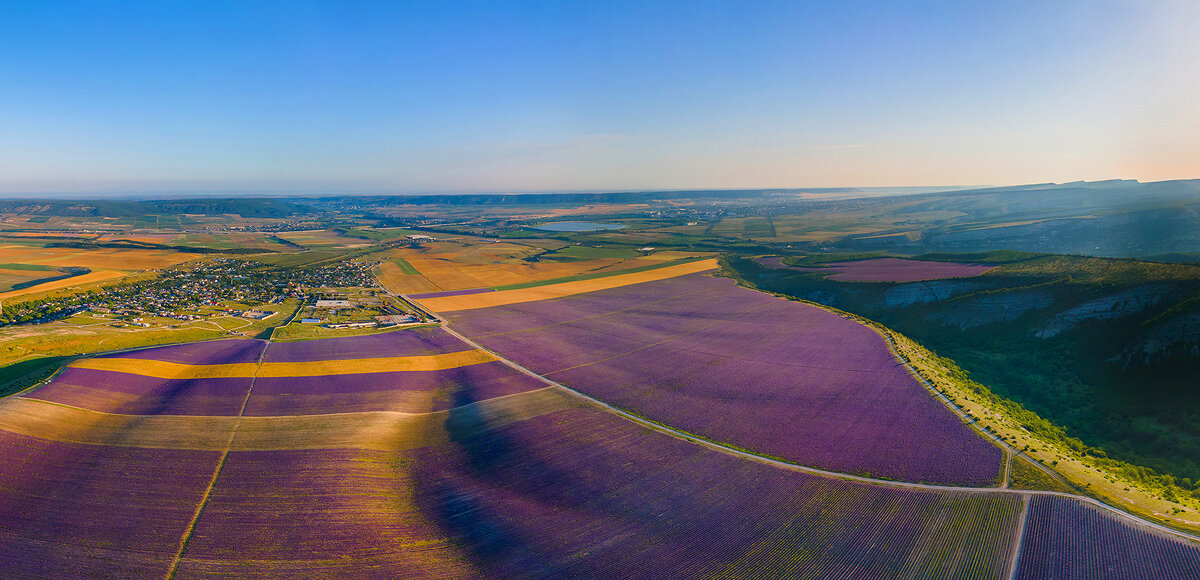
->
[735,253,1200,485]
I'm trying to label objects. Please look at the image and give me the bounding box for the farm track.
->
[1006,494,1031,580]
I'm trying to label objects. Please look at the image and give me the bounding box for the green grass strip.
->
[0,263,56,271]
[393,258,420,275]
[489,256,708,291]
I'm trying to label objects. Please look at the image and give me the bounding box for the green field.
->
[393,257,420,275]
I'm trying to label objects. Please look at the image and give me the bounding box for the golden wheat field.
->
[414,258,719,312]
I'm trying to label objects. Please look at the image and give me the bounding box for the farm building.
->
[314,299,353,308]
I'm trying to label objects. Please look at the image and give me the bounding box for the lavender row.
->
[244,361,546,415]
[264,326,470,362]
[412,408,1020,578]
[453,273,1002,485]
[1016,495,1200,579]
[103,338,266,364]
[26,367,253,416]
[0,430,220,579]
[177,448,472,579]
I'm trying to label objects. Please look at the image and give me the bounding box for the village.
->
[0,257,422,331]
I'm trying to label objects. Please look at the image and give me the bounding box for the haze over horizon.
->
[3,1,1197,195]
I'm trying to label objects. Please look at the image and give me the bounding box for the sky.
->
[1,0,1197,195]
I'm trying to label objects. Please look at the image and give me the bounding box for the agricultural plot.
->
[444,271,1003,485]
[1015,495,1200,579]
[0,270,125,301]
[0,245,194,270]
[265,327,469,361]
[22,329,543,417]
[0,431,221,578]
[411,407,1022,578]
[414,258,719,312]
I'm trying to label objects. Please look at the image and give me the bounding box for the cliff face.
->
[884,280,981,307]
[929,291,1055,330]
[1115,312,1200,367]
[1035,284,1175,338]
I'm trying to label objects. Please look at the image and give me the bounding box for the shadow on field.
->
[407,379,587,576]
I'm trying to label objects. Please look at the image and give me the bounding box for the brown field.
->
[375,261,442,294]
[0,270,126,301]
[0,245,195,270]
[415,258,719,312]
[70,349,498,379]
[0,387,573,451]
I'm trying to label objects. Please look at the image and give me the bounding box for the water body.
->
[533,221,626,232]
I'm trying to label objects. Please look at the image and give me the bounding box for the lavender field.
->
[244,361,545,415]
[446,272,1003,485]
[413,407,1021,578]
[0,430,220,578]
[27,368,254,415]
[22,328,542,417]
[1016,496,1200,579]
[176,448,474,578]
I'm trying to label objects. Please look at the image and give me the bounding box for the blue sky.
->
[1,1,1196,194]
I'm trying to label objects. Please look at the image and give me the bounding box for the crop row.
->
[447,272,1002,485]
[0,430,219,578]
[412,407,1020,578]
[1016,495,1200,579]
[104,338,267,364]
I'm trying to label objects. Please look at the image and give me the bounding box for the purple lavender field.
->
[1016,496,1200,579]
[265,326,469,362]
[103,338,266,364]
[176,448,473,578]
[0,430,220,578]
[244,361,545,415]
[26,367,253,415]
[413,407,1020,578]
[446,272,1002,485]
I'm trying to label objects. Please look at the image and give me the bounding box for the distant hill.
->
[834,179,1200,258]
[0,197,309,218]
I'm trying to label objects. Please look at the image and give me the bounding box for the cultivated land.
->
[2,185,1199,576]
[2,272,1199,577]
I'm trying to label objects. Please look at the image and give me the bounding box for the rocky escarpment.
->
[930,290,1055,329]
[1035,284,1174,338]
[1113,312,1200,367]
[884,280,981,307]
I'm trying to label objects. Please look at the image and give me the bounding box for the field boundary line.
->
[163,341,269,580]
[1005,493,1031,580]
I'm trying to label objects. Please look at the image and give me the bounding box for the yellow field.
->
[415,258,719,312]
[0,270,126,301]
[0,387,575,451]
[70,349,497,379]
